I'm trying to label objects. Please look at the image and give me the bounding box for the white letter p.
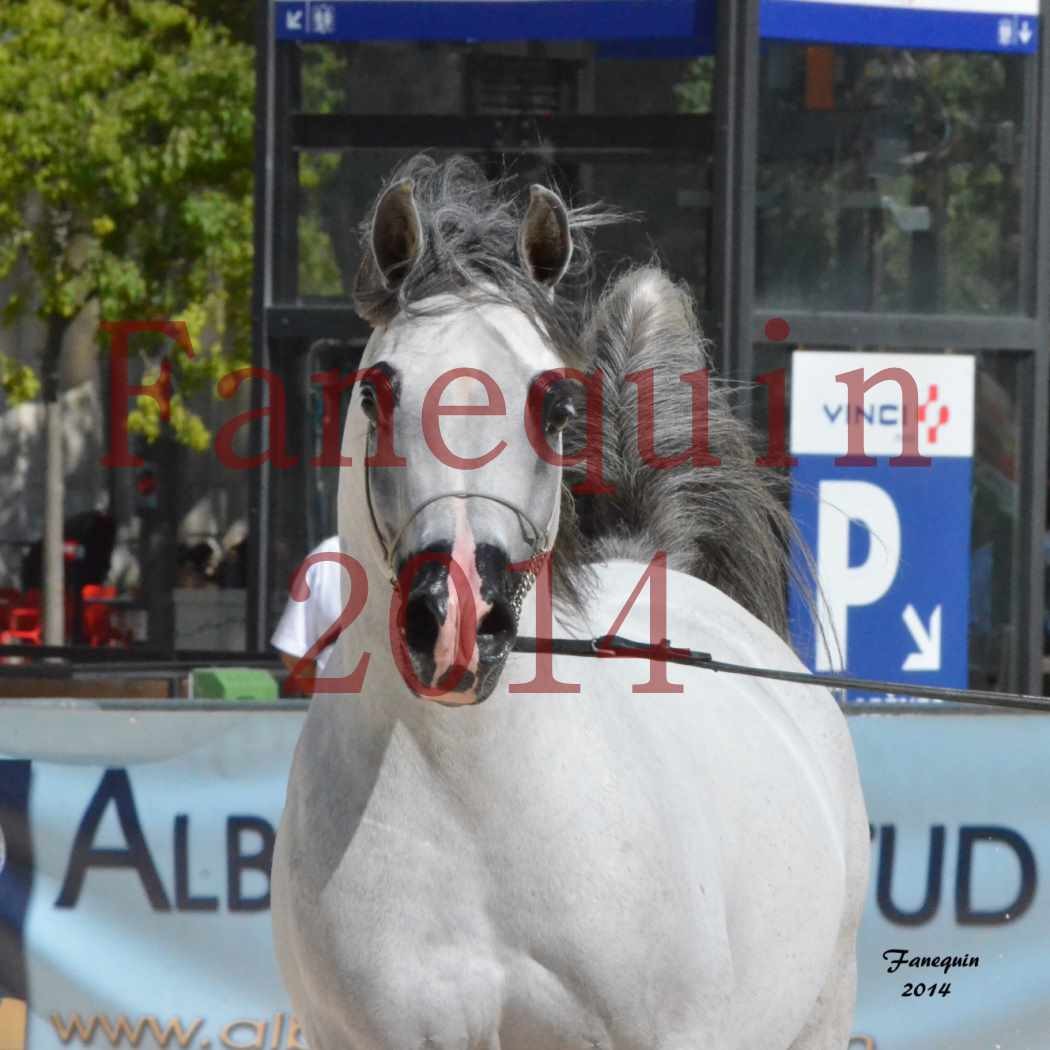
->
[815,480,901,671]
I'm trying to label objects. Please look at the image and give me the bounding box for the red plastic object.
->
[0,601,41,647]
[0,588,20,632]
[81,584,131,648]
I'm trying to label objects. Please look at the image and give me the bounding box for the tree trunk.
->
[143,432,177,654]
[42,316,67,647]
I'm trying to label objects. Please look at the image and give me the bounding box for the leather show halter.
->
[365,478,556,617]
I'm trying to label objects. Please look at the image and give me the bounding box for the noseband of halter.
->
[365,477,555,619]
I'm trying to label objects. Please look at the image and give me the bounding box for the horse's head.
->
[347,163,581,705]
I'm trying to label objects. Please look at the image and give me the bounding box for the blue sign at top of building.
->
[275,0,1039,54]
[762,0,1039,54]
[274,1,702,43]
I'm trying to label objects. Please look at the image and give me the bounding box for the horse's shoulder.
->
[580,559,862,815]
[578,559,804,669]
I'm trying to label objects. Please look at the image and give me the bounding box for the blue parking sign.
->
[788,352,976,699]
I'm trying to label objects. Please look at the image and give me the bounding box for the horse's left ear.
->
[519,185,573,289]
[370,178,424,290]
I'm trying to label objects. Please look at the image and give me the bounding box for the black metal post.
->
[248,0,274,652]
[712,0,761,387]
[144,433,177,655]
[1022,0,1050,693]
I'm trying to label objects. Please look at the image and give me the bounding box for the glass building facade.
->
[252,0,1050,696]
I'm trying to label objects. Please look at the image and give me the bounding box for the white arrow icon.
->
[286,9,303,30]
[902,604,942,671]
[1019,21,1033,45]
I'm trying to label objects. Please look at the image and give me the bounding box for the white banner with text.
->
[0,706,1046,1050]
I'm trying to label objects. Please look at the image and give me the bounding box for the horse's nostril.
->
[404,594,441,653]
[478,600,516,641]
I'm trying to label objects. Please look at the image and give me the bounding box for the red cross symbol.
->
[917,384,950,444]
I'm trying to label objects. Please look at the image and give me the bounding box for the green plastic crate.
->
[191,667,279,702]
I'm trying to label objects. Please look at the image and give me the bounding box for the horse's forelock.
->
[353,154,615,371]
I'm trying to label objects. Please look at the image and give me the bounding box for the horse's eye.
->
[545,399,576,436]
[360,385,379,424]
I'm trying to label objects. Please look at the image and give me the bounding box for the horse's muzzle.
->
[395,544,518,704]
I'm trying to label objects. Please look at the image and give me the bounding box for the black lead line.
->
[513,635,1050,714]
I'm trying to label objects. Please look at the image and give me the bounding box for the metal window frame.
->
[249,0,274,652]
[712,0,760,383]
[752,312,1040,350]
[1025,0,1050,692]
[292,113,713,154]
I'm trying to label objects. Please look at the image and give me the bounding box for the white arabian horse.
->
[272,156,869,1050]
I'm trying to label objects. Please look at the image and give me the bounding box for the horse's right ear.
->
[519,185,573,289]
[369,179,424,291]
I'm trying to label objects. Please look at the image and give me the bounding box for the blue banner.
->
[761,1,1039,53]
[273,0,1039,53]
[274,0,703,42]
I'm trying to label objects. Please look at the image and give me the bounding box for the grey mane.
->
[568,268,796,639]
[353,155,799,639]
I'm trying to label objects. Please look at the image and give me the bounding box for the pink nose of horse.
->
[398,542,518,702]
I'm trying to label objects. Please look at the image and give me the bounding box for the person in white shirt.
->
[271,536,345,695]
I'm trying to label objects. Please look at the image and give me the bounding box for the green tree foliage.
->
[298,44,355,298]
[673,57,714,115]
[0,0,254,446]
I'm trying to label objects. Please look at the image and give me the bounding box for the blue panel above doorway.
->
[274,0,709,42]
[761,0,1039,54]
[273,1,1039,54]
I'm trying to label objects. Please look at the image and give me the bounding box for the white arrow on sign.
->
[286,9,303,30]
[1019,21,1034,45]
[902,604,942,672]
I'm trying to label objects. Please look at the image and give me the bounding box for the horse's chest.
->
[275,698,845,1050]
[304,846,730,1050]
[284,756,736,1050]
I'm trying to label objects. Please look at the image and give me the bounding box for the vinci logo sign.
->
[789,351,976,697]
